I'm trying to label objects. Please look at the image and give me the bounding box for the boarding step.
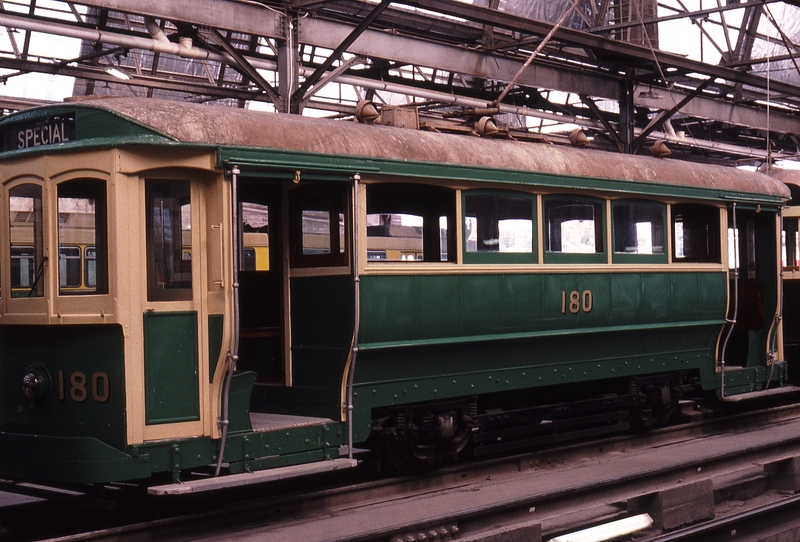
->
[719,385,800,402]
[148,458,358,496]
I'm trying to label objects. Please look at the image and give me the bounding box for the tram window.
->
[241,201,269,271]
[366,183,455,262]
[782,218,799,270]
[57,179,108,295]
[672,204,720,263]
[544,197,604,262]
[291,185,349,267]
[463,192,535,263]
[146,179,192,301]
[612,201,666,262]
[9,184,43,297]
[85,246,97,287]
[10,246,35,291]
[59,247,82,287]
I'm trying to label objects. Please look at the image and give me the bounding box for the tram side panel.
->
[352,271,726,442]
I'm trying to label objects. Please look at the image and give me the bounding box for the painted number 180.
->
[58,371,110,403]
[561,290,593,314]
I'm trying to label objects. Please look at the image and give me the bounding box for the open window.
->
[291,185,349,268]
[612,200,666,263]
[463,191,536,263]
[544,196,605,263]
[146,179,192,301]
[672,204,720,263]
[57,179,108,295]
[9,183,44,298]
[366,183,455,262]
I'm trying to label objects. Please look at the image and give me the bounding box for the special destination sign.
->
[2,114,76,152]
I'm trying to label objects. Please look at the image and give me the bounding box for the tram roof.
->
[0,97,790,202]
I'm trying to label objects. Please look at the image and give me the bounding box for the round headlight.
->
[21,364,50,405]
[22,372,40,400]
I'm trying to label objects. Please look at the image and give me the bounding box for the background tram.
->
[0,97,792,487]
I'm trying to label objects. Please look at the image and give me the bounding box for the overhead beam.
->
[298,17,621,99]
[633,84,799,135]
[633,78,717,150]
[393,0,800,97]
[0,57,264,101]
[73,0,287,38]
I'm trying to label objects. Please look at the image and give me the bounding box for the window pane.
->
[613,202,664,255]
[301,193,332,255]
[58,179,107,295]
[366,213,423,261]
[672,204,719,263]
[782,218,799,269]
[546,199,602,254]
[366,183,454,262]
[85,246,97,287]
[59,246,82,287]
[9,184,43,297]
[291,187,349,268]
[242,202,270,271]
[147,180,192,301]
[465,194,533,253]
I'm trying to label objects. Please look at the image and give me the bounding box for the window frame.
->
[290,183,350,269]
[543,195,606,264]
[364,182,456,264]
[56,178,109,295]
[145,178,193,302]
[611,199,667,264]
[671,203,721,264]
[8,182,45,298]
[462,189,537,264]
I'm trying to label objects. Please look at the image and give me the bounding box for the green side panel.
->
[144,312,200,424]
[0,433,152,484]
[251,275,353,420]
[0,325,127,448]
[208,314,224,383]
[227,371,256,433]
[350,271,727,442]
[359,272,727,347]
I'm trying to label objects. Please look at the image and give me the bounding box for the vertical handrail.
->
[765,207,784,390]
[215,165,241,476]
[719,202,739,399]
[346,173,362,460]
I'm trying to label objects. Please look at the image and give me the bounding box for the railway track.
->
[2,398,800,541]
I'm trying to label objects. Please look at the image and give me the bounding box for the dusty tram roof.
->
[20,97,797,200]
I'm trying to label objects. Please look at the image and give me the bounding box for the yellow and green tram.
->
[0,97,792,487]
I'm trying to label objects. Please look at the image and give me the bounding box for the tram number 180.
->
[58,371,110,403]
[561,290,593,314]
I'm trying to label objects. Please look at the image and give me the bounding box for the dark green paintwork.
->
[0,105,177,158]
[348,271,727,441]
[208,314,224,383]
[143,311,200,424]
[227,371,255,433]
[0,325,135,482]
[252,275,354,420]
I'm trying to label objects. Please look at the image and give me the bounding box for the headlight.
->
[22,365,50,405]
[22,372,40,400]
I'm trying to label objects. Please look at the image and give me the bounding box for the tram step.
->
[148,458,358,496]
[719,385,800,402]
